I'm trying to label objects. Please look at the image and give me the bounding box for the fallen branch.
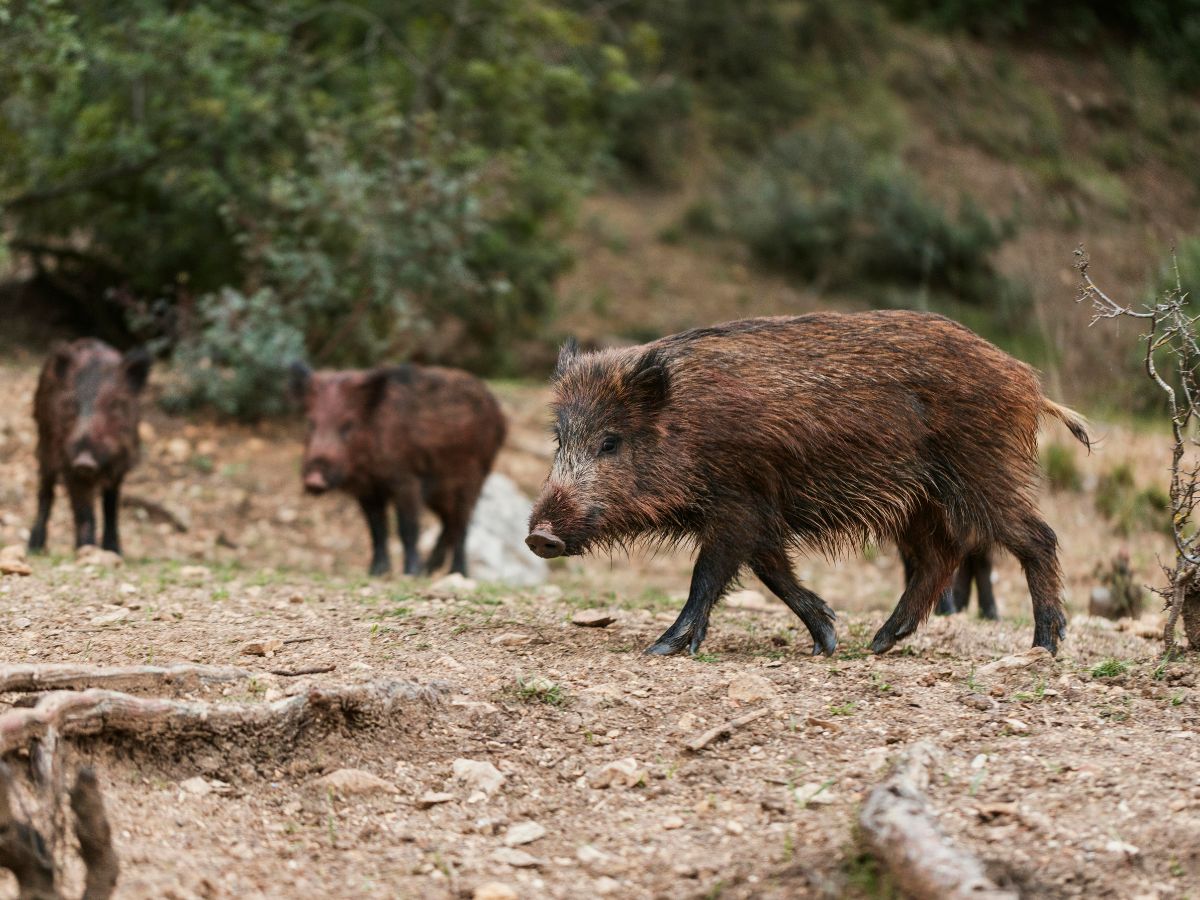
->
[0,679,449,756]
[119,495,188,533]
[859,742,1016,900]
[683,708,769,752]
[0,663,259,695]
[269,665,336,677]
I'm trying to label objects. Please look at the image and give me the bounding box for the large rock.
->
[421,473,547,586]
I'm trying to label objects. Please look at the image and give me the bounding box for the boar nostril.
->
[71,451,98,474]
[525,530,565,559]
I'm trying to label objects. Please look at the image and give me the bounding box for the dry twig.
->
[859,742,1015,900]
[683,708,768,752]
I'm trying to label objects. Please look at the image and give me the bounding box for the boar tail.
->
[1041,398,1091,452]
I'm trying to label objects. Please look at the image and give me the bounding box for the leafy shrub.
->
[1095,462,1170,536]
[1040,444,1082,492]
[721,128,1026,314]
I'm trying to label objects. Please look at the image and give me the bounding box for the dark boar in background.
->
[906,547,998,619]
[526,312,1088,657]
[291,364,506,577]
[29,339,151,554]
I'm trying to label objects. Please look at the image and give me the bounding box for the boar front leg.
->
[750,545,838,656]
[28,471,56,553]
[645,543,742,657]
[358,495,391,576]
[67,479,97,549]
[101,482,122,555]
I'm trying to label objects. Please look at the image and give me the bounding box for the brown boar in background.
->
[29,339,151,554]
[526,312,1089,657]
[291,363,506,577]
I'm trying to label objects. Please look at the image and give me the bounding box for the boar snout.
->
[71,449,99,477]
[525,528,565,559]
[303,469,330,495]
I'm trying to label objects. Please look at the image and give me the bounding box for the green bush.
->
[1095,462,1170,536]
[1040,444,1082,492]
[721,128,1026,314]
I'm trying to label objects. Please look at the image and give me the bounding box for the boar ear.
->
[360,368,392,412]
[50,342,73,380]
[553,337,579,381]
[122,347,151,394]
[288,361,313,403]
[626,348,669,413]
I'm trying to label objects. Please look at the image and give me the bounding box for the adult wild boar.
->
[29,339,151,554]
[291,363,506,577]
[526,312,1089,657]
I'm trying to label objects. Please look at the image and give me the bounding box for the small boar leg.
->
[872,517,960,654]
[1003,516,1065,653]
[645,544,741,656]
[68,480,97,548]
[101,483,121,555]
[972,550,999,620]
[27,472,56,553]
[911,552,958,617]
[394,489,422,576]
[358,495,391,576]
[750,546,838,656]
[951,559,973,612]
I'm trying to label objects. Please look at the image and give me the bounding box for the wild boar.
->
[526,312,1088,657]
[29,339,151,554]
[291,363,506,577]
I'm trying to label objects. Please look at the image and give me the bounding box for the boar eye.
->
[339,422,354,438]
[598,435,620,457]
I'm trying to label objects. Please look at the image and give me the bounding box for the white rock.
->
[586,758,647,789]
[180,776,212,797]
[76,546,122,568]
[311,768,398,796]
[473,884,519,900]
[594,877,622,895]
[572,609,618,628]
[90,608,130,627]
[0,545,27,563]
[417,791,456,809]
[977,646,1052,676]
[179,565,212,581]
[426,573,478,598]
[726,672,778,703]
[794,782,838,806]
[240,639,284,657]
[452,759,505,797]
[661,815,684,830]
[504,821,546,847]
[490,847,541,868]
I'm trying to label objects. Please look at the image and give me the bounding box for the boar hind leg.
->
[426,514,469,576]
[906,552,959,617]
[359,495,391,576]
[968,549,999,619]
[646,544,741,657]
[101,483,122,555]
[750,546,837,656]
[1002,516,1065,654]
[871,516,960,654]
[28,471,56,553]
[67,480,97,549]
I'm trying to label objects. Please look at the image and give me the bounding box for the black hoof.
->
[870,632,896,654]
[368,561,391,577]
[809,626,838,656]
[979,610,1000,622]
[1033,609,1067,656]
[644,639,687,656]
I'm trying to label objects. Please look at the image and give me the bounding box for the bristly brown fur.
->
[529,311,1089,658]
[28,338,150,555]
[296,363,506,577]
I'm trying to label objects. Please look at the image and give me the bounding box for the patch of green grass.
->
[1095,462,1170,536]
[870,673,892,693]
[828,701,857,716]
[1013,678,1047,703]
[512,676,568,707]
[694,652,721,664]
[1040,443,1082,492]
[1170,692,1185,707]
[189,454,215,474]
[1090,658,1130,679]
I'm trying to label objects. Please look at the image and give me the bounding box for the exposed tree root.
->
[0,763,116,900]
[859,742,1016,900]
[0,679,448,756]
[0,663,257,695]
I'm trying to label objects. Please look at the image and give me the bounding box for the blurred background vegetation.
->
[1,0,1198,418]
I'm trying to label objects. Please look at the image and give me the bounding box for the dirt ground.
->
[0,358,1197,900]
